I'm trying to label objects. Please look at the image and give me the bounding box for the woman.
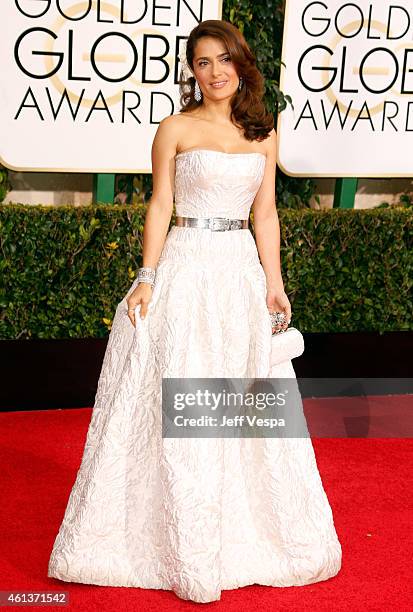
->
[48,19,342,603]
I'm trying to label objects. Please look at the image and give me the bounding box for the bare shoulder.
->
[156,113,182,139]
[152,114,183,158]
[153,113,194,156]
[159,112,195,130]
[265,128,277,152]
[260,128,277,161]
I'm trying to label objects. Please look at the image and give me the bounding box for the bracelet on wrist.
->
[137,266,156,287]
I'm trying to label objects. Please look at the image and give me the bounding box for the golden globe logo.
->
[13,1,189,119]
[0,0,222,171]
[278,1,413,177]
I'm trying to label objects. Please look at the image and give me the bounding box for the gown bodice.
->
[174,149,266,219]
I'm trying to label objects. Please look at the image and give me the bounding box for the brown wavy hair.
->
[178,19,273,141]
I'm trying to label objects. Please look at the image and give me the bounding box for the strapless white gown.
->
[47,149,342,603]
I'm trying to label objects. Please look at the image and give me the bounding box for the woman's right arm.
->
[127,115,180,327]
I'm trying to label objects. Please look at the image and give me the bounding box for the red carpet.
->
[0,406,412,611]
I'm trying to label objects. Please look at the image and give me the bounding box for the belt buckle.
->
[229,219,241,230]
[210,217,230,231]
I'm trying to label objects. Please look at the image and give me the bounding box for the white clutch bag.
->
[270,326,305,367]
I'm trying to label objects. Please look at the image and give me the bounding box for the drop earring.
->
[238,76,243,91]
[194,79,202,102]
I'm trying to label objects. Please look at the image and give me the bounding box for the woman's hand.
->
[126,282,153,327]
[266,285,292,334]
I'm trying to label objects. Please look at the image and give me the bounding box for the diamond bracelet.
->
[137,266,156,287]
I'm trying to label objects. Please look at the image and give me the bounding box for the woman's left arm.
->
[252,129,291,328]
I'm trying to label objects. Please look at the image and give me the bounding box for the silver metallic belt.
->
[175,216,249,231]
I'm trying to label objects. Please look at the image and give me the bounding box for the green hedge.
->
[0,203,411,339]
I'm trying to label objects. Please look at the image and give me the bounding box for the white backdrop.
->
[278,1,413,177]
[0,0,222,173]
